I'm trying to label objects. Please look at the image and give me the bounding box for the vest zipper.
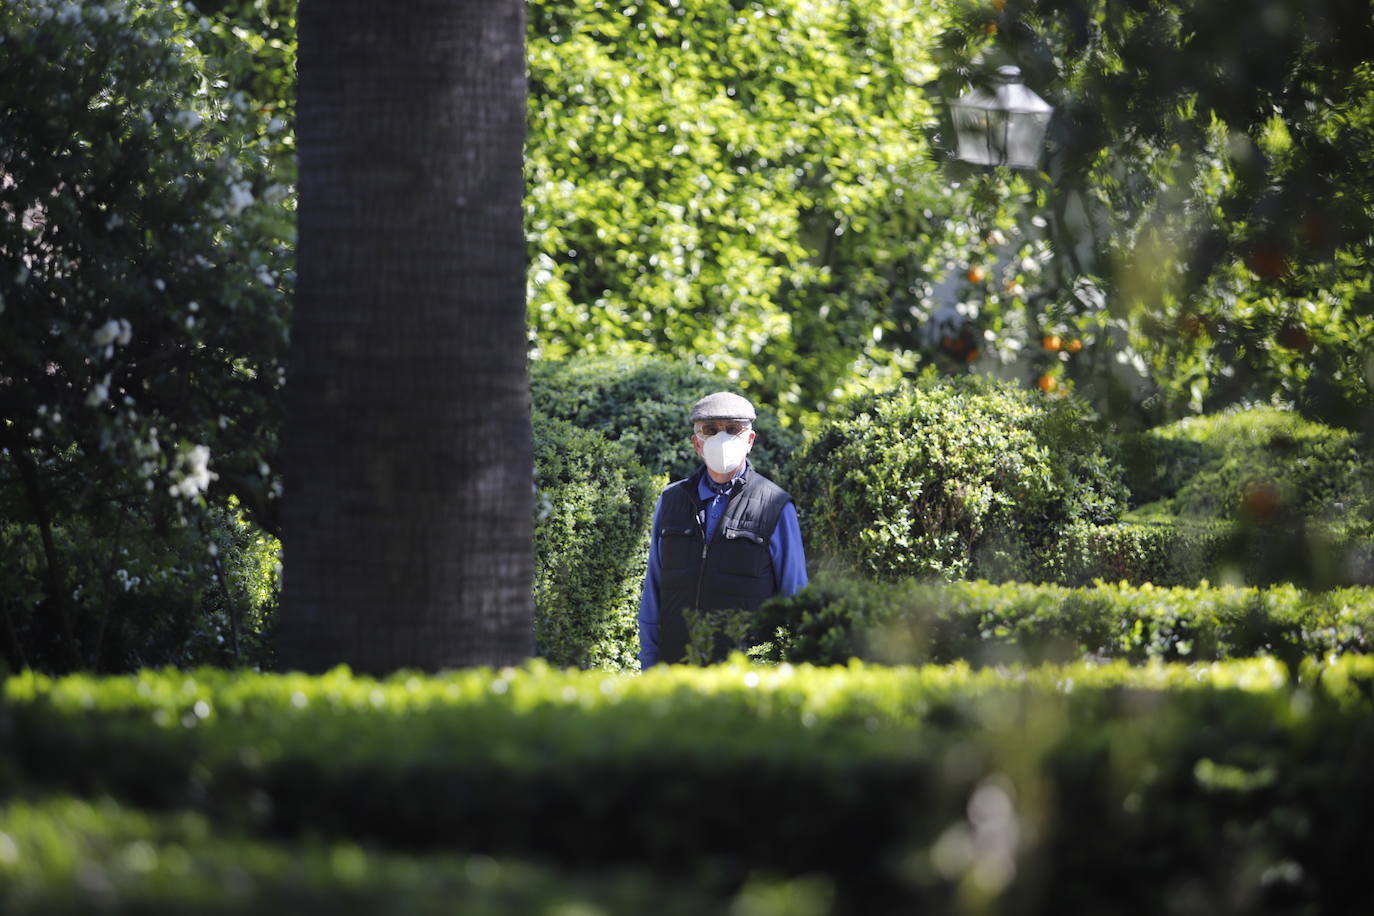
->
[695,515,709,611]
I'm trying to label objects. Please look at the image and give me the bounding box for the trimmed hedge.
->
[6,661,1374,913]
[791,378,1127,582]
[757,576,1374,667]
[0,796,741,915]
[1121,405,1374,523]
[1030,519,1232,587]
[531,413,658,670]
[530,354,802,486]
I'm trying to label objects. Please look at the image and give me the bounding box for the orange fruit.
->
[1043,334,1062,351]
[966,266,987,284]
[1066,338,1083,353]
[1037,374,1057,392]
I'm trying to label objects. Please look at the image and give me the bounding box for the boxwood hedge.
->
[6,660,1374,914]
[791,378,1127,582]
[531,413,658,670]
[757,576,1374,668]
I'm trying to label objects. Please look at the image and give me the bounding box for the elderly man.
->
[637,391,808,668]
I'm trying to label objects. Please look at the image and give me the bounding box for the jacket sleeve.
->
[637,495,666,669]
[769,501,809,597]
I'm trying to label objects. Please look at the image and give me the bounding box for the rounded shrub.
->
[531,413,660,670]
[791,377,1126,581]
[1122,405,1374,521]
[530,355,802,485]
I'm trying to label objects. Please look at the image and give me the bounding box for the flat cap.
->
[690,391,756,423]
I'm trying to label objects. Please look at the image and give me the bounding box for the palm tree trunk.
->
[280,0,534,673]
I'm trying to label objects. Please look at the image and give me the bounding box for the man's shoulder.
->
[745,469,791,502]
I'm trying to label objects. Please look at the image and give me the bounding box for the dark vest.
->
[656,467,793,663]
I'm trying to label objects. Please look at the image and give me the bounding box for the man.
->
[638,392,808,668]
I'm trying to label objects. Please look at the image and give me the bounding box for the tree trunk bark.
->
[280,0,534,673]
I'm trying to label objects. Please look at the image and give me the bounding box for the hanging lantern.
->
[950,65,1053,169]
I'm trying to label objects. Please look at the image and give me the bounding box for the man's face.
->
[691,420,756,462]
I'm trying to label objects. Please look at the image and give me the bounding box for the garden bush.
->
[530,354,801,485]
[1110,406,1374,587]
[757,575,1374,667]
[6,661,1374,914]
[0,500,280,673]
[1031,518,1232,587]
[791,377,1127,581]
[1120,405,1374,522]
[0,0,292,672]
[531,413,658,670]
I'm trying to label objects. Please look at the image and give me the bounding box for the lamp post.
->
[950,65,1053,169]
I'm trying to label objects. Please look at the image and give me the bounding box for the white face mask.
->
[701,431,750,476]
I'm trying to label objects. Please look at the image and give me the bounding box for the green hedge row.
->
[0,796,759,915]
[1036,518,1374,588]
[6,661,1374,913]
[757,576,1374,667]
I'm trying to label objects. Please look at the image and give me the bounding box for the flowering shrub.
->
[0,0,292,670]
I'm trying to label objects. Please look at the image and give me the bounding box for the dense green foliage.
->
[530,414,658,670]
[0,0,292,672]
[1109,406,1374,586]
[792,378,1126,581]
[936,0,1374,429]
[1122,406,1374,520]
[530,353,801,484]
[525,0,977,412]
[6,660,1374,912]
[758,576,1374,667]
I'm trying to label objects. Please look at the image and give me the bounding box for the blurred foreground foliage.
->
[5,659,1374,913]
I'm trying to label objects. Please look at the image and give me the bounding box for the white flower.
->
[85,374,111,407]
[92,318,132,350]
[93,320,121,346]
[153,278,165,291]
[226,181,254,217]
[168,444,217,499]
[266,117,286,135]
[174,110,202,130]
[55,2,81,24]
